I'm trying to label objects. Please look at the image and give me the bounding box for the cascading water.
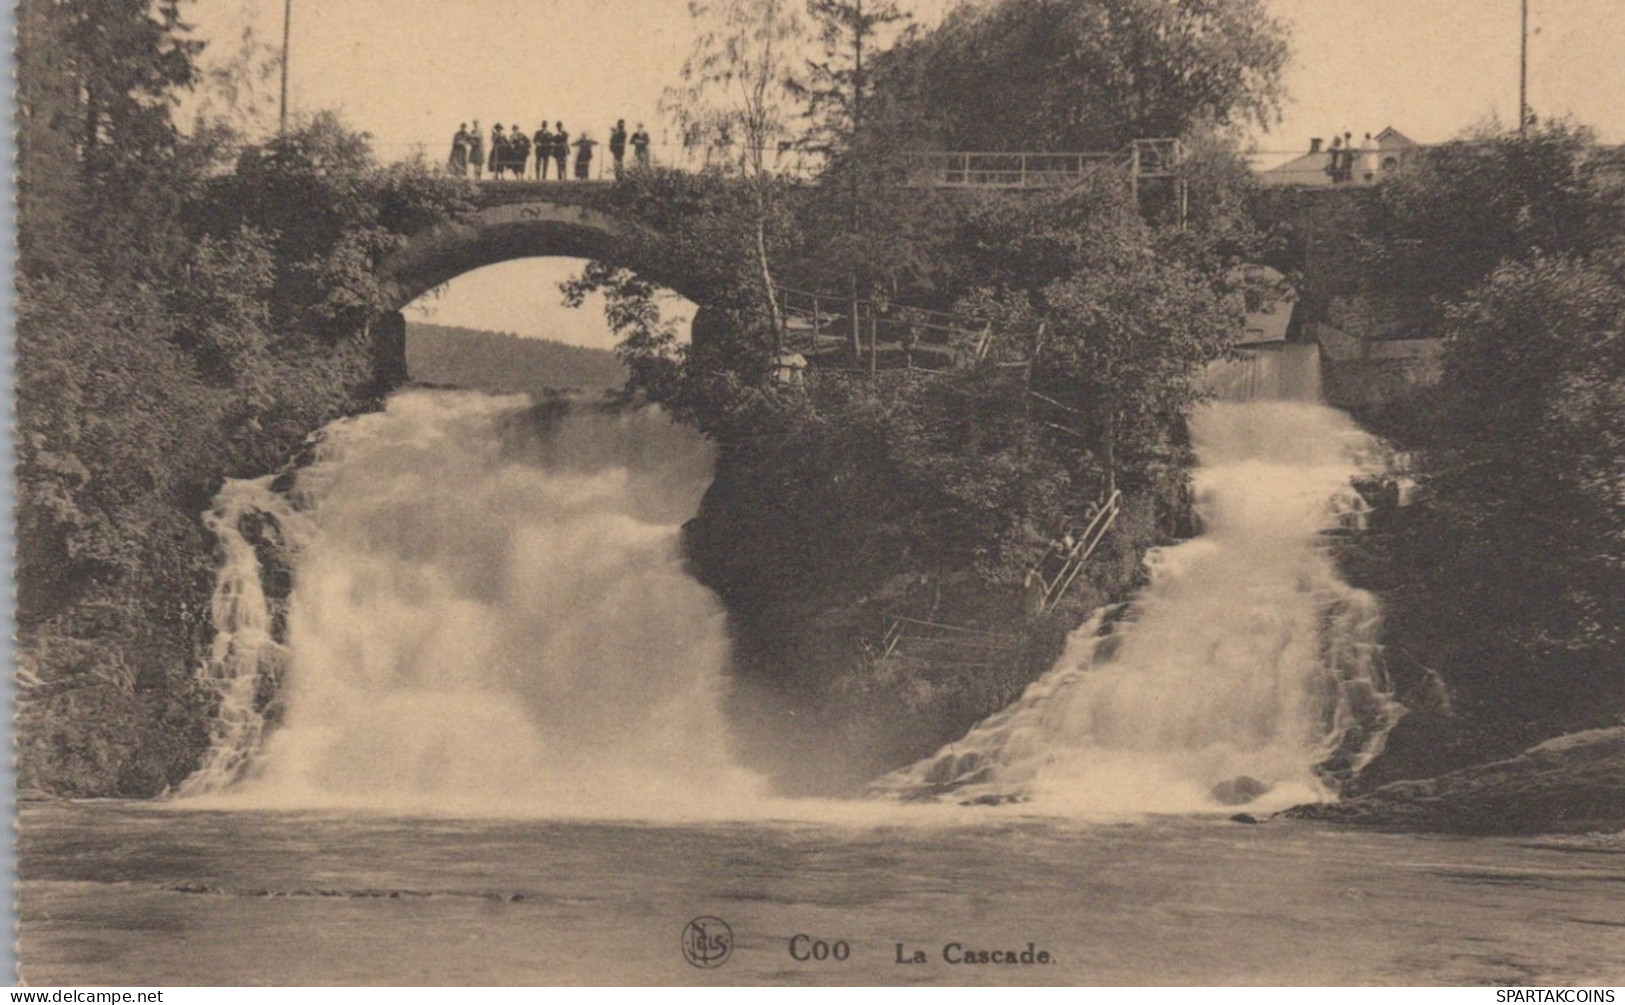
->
[180,389,763,815]
[176,480,307,796]
[875,349,1404,813]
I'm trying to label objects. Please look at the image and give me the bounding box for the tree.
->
[1390,252,1625,739]
[17,0,211,274]
[22,0,202,171]
[665,0,810,352]
[1363,121,1625,337]
[1349,123,1625,775]
[944,175,1236,497]
[879,0,1289,152]
[789,0,923,362]
[795,0,911,162]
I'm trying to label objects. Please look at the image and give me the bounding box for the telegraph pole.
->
[279,0,292,134]
[1519,0,1529,133]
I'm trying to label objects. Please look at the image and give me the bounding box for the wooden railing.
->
[878,614,1022,668]
[774,283,1038,372]
[1026,490,1124,616]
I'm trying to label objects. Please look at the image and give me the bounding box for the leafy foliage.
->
[1362,122,1625,336]
[1381,252,1625,749]
[793,0,913,158]
[875,0,1290,151]
[1348,127,1625,777]
[15,2,470,796]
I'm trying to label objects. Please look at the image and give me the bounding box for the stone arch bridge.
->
[368,139,1188,386]
[371,182,668,387]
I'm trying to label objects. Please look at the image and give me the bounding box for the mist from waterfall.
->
[179,390,763,816]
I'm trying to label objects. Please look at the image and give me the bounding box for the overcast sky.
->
[182,0,1625,346]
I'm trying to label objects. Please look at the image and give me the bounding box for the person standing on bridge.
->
[511,124,531,180]
[488,124,507,180]
[573,131,598,180]
[533,121,553,179]
[448,124,470,176]
[631,123,651,169]
[469,121,485,181]
[609,119,628,179]
[552,123,570,180]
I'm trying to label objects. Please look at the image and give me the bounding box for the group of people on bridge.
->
[447,119,651,181]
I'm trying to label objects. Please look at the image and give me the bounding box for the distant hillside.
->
[406,323,627,395]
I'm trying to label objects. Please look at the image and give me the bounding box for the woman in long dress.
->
[447,124,469,176]
[573,132,597,180]
[469,121,485,181]
[488,125,507,180]
[509,124,529,178]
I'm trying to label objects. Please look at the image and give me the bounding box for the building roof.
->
[1256,126,1414,187]
[1258,151,1339,188]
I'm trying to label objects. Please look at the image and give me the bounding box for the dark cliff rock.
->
[1287,727,1625,835]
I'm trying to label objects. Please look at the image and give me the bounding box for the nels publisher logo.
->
[681,916,734,969]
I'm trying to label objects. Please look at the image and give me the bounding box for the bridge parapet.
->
[470,179,615,210]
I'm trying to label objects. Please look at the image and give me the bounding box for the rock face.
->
[1288,727,1625,834]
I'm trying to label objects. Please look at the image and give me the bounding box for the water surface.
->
[17,803,1624,986]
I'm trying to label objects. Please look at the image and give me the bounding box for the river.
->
[17,802,1625,985]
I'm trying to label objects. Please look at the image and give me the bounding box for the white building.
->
[1257,127,1418,188]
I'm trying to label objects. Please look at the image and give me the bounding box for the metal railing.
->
[903,150,1128,190]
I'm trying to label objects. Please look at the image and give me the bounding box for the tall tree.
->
[796,0,911,163]
[791,0,915,362]
[881,0,1289,152]
[17,0,214,279]
[664,0,809,351]
[17,0,202,176]
[187,0,286,140]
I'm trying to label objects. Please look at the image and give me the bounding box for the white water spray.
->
[180,390,762,815]
[877,385,1404,813]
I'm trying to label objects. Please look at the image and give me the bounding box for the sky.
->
[181,0,1625,345]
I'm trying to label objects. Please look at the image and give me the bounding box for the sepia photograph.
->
[9,0,1625,988]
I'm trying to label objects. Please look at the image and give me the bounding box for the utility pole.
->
[280,0,292,134]
[1519,0,1529,134]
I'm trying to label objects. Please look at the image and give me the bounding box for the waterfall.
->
[175,478,307,797]
[875,395,1404,813]
[1202,342,1324,403]
[179,390,763,815]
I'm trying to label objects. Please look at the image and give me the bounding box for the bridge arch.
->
[371,197,710,388]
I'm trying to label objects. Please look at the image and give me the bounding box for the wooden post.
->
[850,281,863,365]
[870,313,879,373]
